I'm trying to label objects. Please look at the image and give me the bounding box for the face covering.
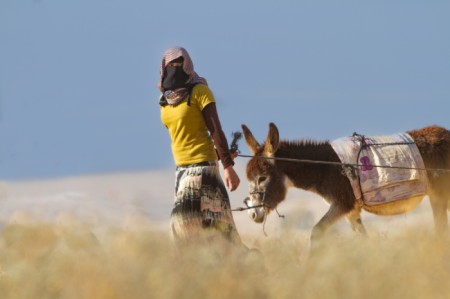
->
[162,66,189,90]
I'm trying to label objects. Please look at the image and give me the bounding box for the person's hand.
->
[224,165,240,192]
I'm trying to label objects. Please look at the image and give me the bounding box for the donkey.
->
[241,123,450,246]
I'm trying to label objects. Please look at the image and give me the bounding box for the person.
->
[158,47,243,246]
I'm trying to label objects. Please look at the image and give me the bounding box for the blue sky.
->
[1,0,449,180]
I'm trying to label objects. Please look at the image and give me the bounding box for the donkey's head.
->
[241,123,288,223]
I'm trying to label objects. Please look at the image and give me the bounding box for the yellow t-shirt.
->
[161,84,218,166]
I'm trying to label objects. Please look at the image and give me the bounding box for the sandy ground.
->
[0,162,435,243]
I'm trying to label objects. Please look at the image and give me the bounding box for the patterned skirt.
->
[171,161,242,245]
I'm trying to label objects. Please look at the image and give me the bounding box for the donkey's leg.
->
[429,193,449,235]
[345,208,367,235]
[310,203,350,246]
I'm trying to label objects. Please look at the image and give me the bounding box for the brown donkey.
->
[241,123,450,246]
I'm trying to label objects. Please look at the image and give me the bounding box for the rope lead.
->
[237,154,450,173]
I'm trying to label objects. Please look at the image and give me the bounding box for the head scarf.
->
[158,47,207,106]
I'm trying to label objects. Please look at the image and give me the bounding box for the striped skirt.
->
[171,161,242,245]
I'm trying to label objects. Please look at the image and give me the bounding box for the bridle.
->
[245,190,267,208]
[232,190,266,212]
[232,189,284,237]
[234,190,285,219]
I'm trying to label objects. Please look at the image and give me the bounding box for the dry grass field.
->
[0,224,449,299]
[0,169,449,299]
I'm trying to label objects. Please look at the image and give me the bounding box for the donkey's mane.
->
[275,139,332,159]
[281,139,330,148]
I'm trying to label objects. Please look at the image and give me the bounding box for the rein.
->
[230,129,450,173]
[231,191,284,236]
[231,190,285,218]
[236,154,450,173]
[231,191,265,212]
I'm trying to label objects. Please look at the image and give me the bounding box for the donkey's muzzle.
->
[244,196,265,223]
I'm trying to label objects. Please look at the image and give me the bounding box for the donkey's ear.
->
[264,122,279,157]
[241,124,261,154]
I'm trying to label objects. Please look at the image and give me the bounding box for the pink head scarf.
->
[158,47,207,106]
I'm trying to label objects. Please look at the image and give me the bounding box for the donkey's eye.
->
[258,176,267,184]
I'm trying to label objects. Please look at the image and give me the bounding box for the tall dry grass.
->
[0,222,449,299]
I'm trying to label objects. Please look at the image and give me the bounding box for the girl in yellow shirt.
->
[159,47,243,246]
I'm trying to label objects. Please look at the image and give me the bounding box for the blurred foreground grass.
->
[0,223,449,299]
